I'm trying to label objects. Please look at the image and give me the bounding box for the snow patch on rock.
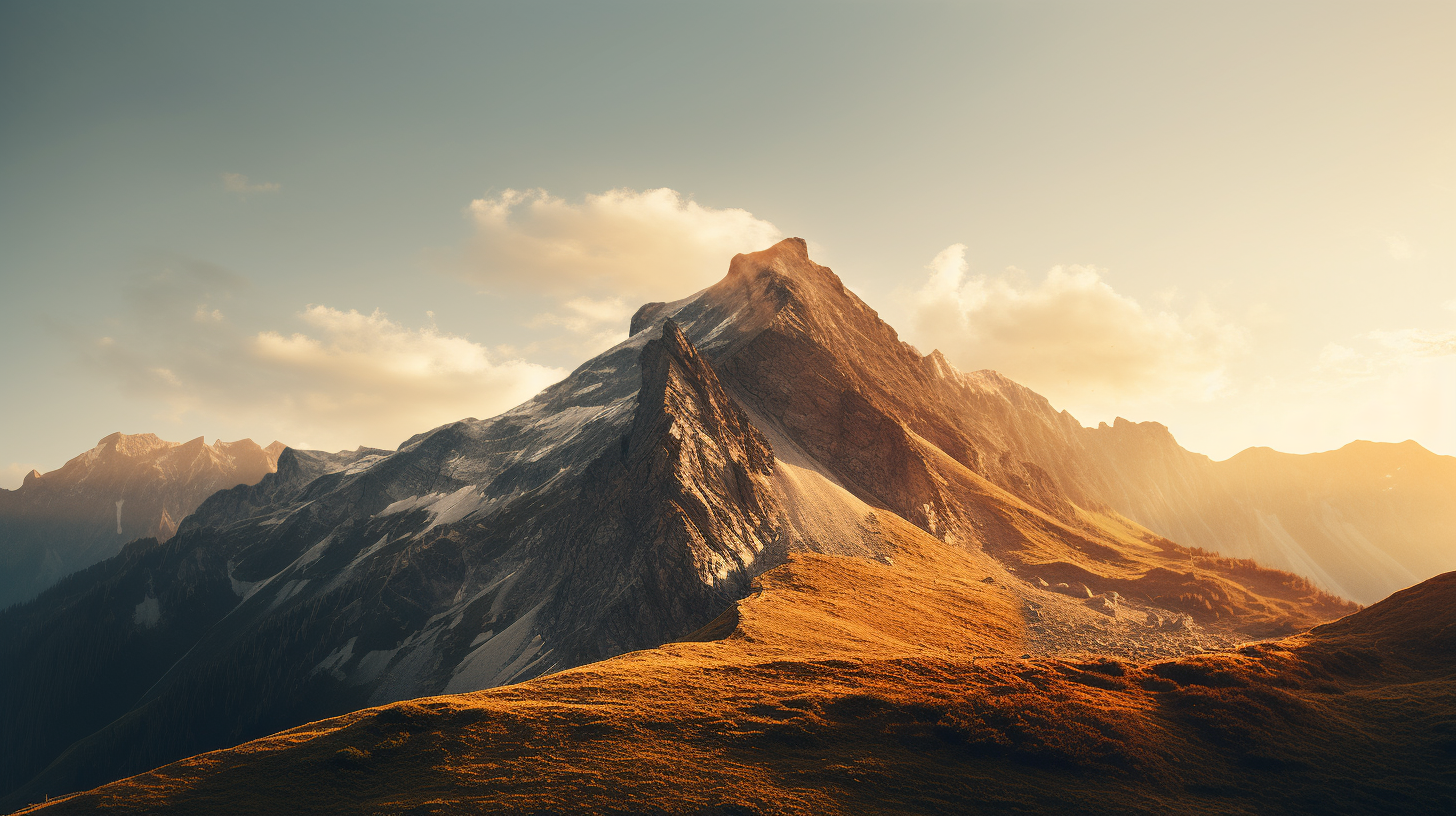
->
[312,637,357,680]
[132,594,160,628]
[268,578,310,611]
[445,601,547,693]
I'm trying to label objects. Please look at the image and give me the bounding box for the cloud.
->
[222,172,281,194]
[1385,235,1414,260]
[246,306,563,423]
[1314,327,1456,386]
[908,244,1246,406]
[528,296,633,356]
[1366,328,1456,358]
[84,263,564,452]
[459,187,782,302]
[1313,343,1376,381]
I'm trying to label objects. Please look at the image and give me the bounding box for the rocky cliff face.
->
[0,433,285,608]
[0,239,1363,808]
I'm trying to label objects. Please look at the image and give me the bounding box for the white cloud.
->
[528,297,633,356]
[908,244,1246,406]
[1445,298,1456,313]
[241,307,563,430]
[460,187,782,301]
[222,172,281,194]
[1386,235,1414,260]
[85,266,564,452]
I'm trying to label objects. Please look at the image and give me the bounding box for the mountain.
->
[1079,425,1456,604]
[0,239,1362,810]
[25,552,1455,814]
[0,433,286,609]
[855,361,1456,606]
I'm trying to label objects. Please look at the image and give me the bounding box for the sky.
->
[2,0,1454,487]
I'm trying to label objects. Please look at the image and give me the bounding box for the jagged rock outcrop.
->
[0,433,285,608]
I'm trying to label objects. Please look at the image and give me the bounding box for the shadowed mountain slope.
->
[0,239,1362,809]
[0,434,284,608]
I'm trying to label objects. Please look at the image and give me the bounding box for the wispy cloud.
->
[1385,235,1414,260]
[528,296,633,356]
[907,244,1246,406]
[81,260,563,452]
[222,172,281,194]
[1314,327,1456,387]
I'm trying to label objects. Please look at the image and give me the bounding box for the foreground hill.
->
[0,434,284,608]
[0,240,1352,809]
[23,536,1456,814]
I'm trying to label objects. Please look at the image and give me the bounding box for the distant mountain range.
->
[1079,426,1456,604]
[883,367,1456,605]
[0,433,284,609]
[2,239,1452,811]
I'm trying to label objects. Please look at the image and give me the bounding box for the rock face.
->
[0,239,1362,808]
[0,434,285,608]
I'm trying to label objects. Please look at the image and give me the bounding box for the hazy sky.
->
[3,1,1454,487]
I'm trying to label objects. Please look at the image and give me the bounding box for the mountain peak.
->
[725,237,822,287]
[96,432,176,458]
[733,236,809,265]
